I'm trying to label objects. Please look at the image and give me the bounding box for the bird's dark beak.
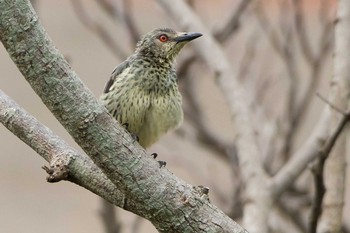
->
[173,32,203,43]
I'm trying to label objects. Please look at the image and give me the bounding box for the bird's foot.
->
[158,161,166,168]
[122,123,139,142]
[150,153,165,168]
[132,134,139,143]
[122,123,129,130]
[151,153,158,159]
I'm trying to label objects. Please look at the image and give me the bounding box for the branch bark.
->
[156,1,273,233]
[0,89,126,207]
[0,0,246,232]
[317,0,350,231]
[271,110,330,197]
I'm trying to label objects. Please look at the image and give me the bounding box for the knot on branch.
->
[42,155,72,182]
[195,185,211,203]
[77,112,99,136]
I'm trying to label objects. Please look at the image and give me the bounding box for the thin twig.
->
[271,203,306,233]
[255,3,289,60]
[309,157,326,233]
[255,3,299,160]
[277,197,308,233]
[236,31,258,84]
[214,0,253,42]
[318,0,333,26]
[271,110,330,198]
[320,112,350,159]
[95,0,121,20]
[178,0,253,75]
[181,68,233,157]
[95,0,140,46]
[177,0,253,160]
[293,0,314,63]
[291,7,334,139]
[71,0,128,58]
[308,111,350,232]
[316,93,347,115]
[121,0,140,44]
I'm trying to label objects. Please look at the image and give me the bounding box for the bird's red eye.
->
[159,34,168,42]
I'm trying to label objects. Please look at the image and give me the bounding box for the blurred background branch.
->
[2,0,349,233]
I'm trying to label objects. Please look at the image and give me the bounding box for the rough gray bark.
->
[0,0,247,232]
[0,90,126,207]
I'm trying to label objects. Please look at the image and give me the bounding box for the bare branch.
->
[255,2,301,160]
[0,1,246,232]
[320,112,350,160]
[100,199,122,233]
[0,89,125,207]
[181,70,234,157]
[272,102,350,199]
[255,4,287,60]
[176,0,257,164]
[291,7,334,139]
[277,198,308,233]
[214,0,253,42]
[317,2,350,230]
[71,0,128,58]
[120,0,140,44]
[309,157,326,233]
[177,0,253,76]
[272,109,330,197]
[316,93,346,115]
[292,0,314,63]
[318,0,334,31]
[95,0,140,46]
[157,0,271,232]
[270,205,305,233]
[309,108,350,233]
[95,0,121,19]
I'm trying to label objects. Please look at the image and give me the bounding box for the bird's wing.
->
[103,58,131,94]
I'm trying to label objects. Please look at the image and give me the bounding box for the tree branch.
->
[99,199,122,233]
[156,0,271,232]
[271,109,330,197]
[317,0,350,231]
[95,0,140,45]
[0,0,246,232]
[290,0,334,148]
[309,108,350,232]
[0,89,126,207]
[214,0,253,42]
[71,0,128,58]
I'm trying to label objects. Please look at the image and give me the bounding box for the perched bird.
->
[100,28,202,148]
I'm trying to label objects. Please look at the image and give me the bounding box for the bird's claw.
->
[122,123,129,130]
[158,161,166,168]
[122,123,139,142]
[132,134,139,143]
[151,153,165,168]
[151,153,158,159]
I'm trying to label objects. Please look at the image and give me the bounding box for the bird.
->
[100,28,202,148]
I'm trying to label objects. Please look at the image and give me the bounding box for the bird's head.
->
[135,28,202,64]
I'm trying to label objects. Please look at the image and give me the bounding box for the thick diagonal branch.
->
[0,1,246,232]
[0,89,126,207]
